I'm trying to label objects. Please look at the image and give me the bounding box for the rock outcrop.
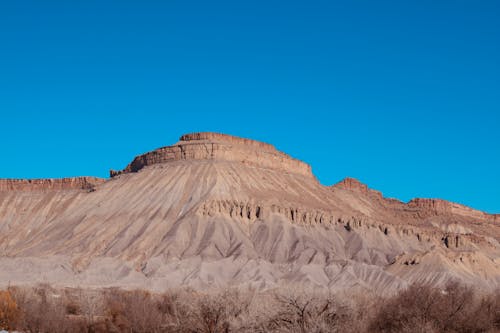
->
[334,177,499,224]
[110,132,313,178]
[0,132,498,293]
[407,198,498,221]
[333,177,383,198]
[0,177,105,191]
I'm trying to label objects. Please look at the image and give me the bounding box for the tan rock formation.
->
[408,198,498,221]
[0,177,105,191]
[334,178,499,224]
[333,177,383,198]
[0,132,498,293]
[110,132,313,178]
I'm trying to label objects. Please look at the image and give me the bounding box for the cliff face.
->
[0,177,105,191]
[0,132,498,293]
[333,177,383,198]
[110,132,313,178]
[333,178,498,223]
[407,198,494,220]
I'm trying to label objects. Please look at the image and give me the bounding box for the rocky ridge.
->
[0,177,105,191]
[333,177,384,198]
[333,177,499,223]
[110,132,313,178]
[0,132,498,292]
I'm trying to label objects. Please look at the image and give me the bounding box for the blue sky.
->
[0,1,499,212]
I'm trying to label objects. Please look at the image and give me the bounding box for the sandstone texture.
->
[0,132,498,293]
[333,177,499,222]
[0,177,105,191]
[110,132,312,178]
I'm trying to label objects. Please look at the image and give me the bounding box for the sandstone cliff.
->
[407,198,499,221]
[0,132,498,293]
[110,132,313,178]
[333,177,498,223]
[333,177,384,198]
[0,177,105,191]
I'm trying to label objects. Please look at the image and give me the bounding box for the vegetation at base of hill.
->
[0,282,498,333]
[0,290,20,330]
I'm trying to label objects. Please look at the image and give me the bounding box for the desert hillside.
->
[0,132,498,292]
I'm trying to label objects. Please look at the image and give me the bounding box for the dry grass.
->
[0,282,498,333]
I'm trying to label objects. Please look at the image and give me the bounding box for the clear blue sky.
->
[0,1,499,213]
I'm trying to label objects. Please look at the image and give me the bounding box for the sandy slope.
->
[0,133,498,293]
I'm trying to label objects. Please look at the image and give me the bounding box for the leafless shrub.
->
[9,284,87,333]
[368,282,500,333]
[172,288,253,333]
[77,288,104,330]
[103,288,164,333]
[2,282,498,333]
[468,289,500,333]
[258,290,354,333]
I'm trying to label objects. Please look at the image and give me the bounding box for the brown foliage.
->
[0,282,498,333]
[368,282,500,333]
[171,289,253,333]
[8,284,86,333]
[104,288,163,333]
[259,292,356,333]
[0,290,20,330]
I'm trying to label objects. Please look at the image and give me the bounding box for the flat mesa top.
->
[178,132,277,153]
[111,132,313,177]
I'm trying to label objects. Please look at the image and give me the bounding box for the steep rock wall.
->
[196,199,484,251]
[408,198,497,221]
[333,178,498,223]
[0,177,105,191]
[111,132,313,178]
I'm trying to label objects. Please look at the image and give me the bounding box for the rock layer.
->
[407,198,499,221]
[0,132,498,293]
[333,178,499,223]
[110,132,313,178]
[0,177,105,191]
[333,177,384,198]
